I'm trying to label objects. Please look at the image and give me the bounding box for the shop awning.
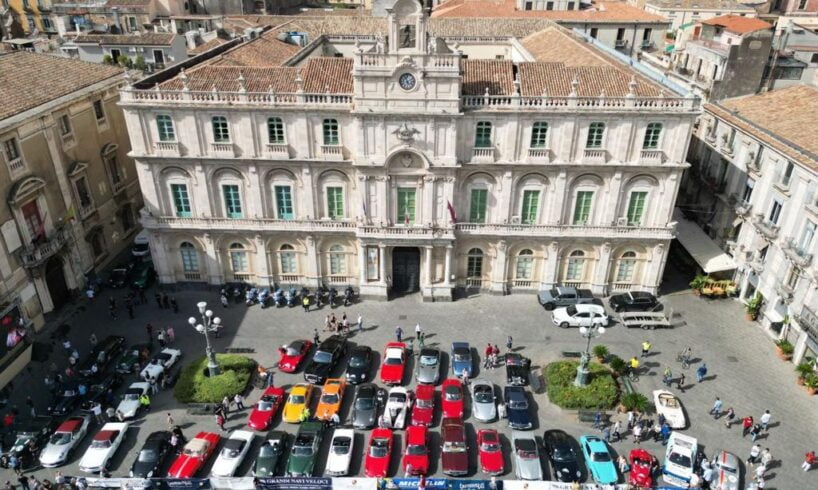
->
[673,209,737,273]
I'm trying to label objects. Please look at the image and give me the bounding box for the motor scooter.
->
[245,287,258,306]
[328,287,338,308]
[286,287,298,307]
[273,287,285,307]
[258,288,271,308]
[343,285,356,306]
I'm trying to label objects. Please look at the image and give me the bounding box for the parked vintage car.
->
[450,342,473,378]
[78,422,129,473]
[286,422,324,477]
[304,336,346,385]
[139,348,182,381]
[403,425,429,476]
[325,429,355,476]
[415,347,441,385]
[352,383,383,430]
[211,430,255,477]
[129,431,171,478]
[0,416,59,469]
[663,433,698,488]
[512,431,543,480]
[380,342,407,386]
[247,386,286,431]
[278,340,313,373]
[504,386,533,430]
[116,382,150,420]
[39,415,92,468]
[471,379,496,422]
[629,448,656,489]
[364,428,393,478]
[282,384,313,424]
[441,418,468,476]
[505,353,531,387]
[552,304,609,329]
[579,435,617,485]
[712,450,741,490]
[253,431,288,477]
[543,430,583,483]
[77,335,125,377]
[411,384,435,427]
[441,378,465,419]
[609,291,659,312]
[315,378,346,422]
[115,343,151,374]
[477,429,504,476]
[167,432,221,478]
[345,345,372,385]
[653,390,687,429]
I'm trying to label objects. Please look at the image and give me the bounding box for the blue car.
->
[579,435,618,485]
[451,342,473,378]
[503,386,533,430]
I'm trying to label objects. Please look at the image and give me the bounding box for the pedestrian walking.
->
[139,393,151,411]
[506,335,513,351]
[484,344,493,369]
[155,293,163,308]
[357,315,363,333]
[627,410,635,429]
[661,423,671,445]
[602,425,611,442]
[220,293,229,308]
[743,416,754,437]
[802,451,816,471]
[222,396,231,415]
[697,363,708,382]
[216,413,226,431]
[641,340,651,358]
[149,377,158,395]
[166,413,174,430]
[91,403,104,424]
[8,454,22,476]
[663,366,673,387]
[702,465,714,487]
[633,423,642,444]
[105,406,116,421]
[313,328,320,346]
[407,339,414,356]
[234,393,245,410]
[18,476,29,490]
[497,401,506,419]
[750,423,762,442]
[677,373,686,393]
[724,407,736,428]
[395,326,403,342]
[25,396,35,418]
[617,455,629,475]
[748,444,761,465]
[415,324,422,339]
[612,420,621,442]
[593,411,602,429]
[302,295,310,313]
[761,448,772,467]
[61,339,72,354]
[162,294,170,309]
[342,315,350,334]
[710,398,723,418]
[760,410,771,431]
[157,330,166,348]
[146,323,154,344]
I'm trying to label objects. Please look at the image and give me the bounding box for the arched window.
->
[516,249,534,280]
[329,245,346,275]
[467,248,484,277]
[267,117,285,144]
[180,242,198,272]
[616,251,637,282]
[279,244,297,274]
[229,243,247,272]
[566,250,585,281]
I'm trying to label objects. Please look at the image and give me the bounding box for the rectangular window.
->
[616,28,625,41]
[326,186,344,219]
[787,267,800,289]
[181,248,198,272]
[769,199,783,225]
[75,177,92,209]
[42,17,52,30]
[567,1,575,9]
[643,123,662,149]
[153,49,164,65]
[781,161,794,187]
[530,122,548,148]
[323,119,339,145]
[742,179,754,203]
[59,115,72,136]
[212,116,230,142]
[469,189,487,223]
[524,1,532,9]
[366,246,379,281]
[280,251,296,274]
[475,121,492,148]
[223,184,242,218]
[586,122,605,148]
[626,191,648,226]
[616,260,635,282]
[156,115,175,142]
[546,1,554,10]
[330,252,345,275]
[521,190,539,225]
[171,183,191,218]
[267,117,285,144]
[274,185,294,220]
[397,188,417,224]
[566,258,584,281]
[799,0,808,9]
[3,137,21,162]
[93,100,105,122]
[643,28,652,41]
[21,200,43,241]
[230,250,247,272]
[798,221,816,255]
[573,191,594,225]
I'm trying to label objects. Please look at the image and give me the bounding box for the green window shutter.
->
[573,191,593,224]
[643,123,662,149]
[586,122,604,148]
[530,122,548,148]
[521,190,539,224]
[327,187,344,218]
[323,119,339,145]
[275,186,294,220]
[397,188,417,224]
[627,191,647,225]
[475,121,492,147]
[171,184,191,217]
[223,185,242,218]
[469,189,487,223]
[157,115,175,142]
[267,117,285,144]
[212,116,230,142]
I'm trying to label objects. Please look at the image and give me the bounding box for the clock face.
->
[399,73,416,91]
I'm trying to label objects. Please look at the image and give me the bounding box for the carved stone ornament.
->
[393,123,421,143]
[400,154,414,167]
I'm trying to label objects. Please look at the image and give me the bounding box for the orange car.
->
[315,378,346,421]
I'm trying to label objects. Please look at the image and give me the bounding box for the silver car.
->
[471,379,497,422]
[415,348,441,385]
[712,450,740,490]
[512,431,543,480]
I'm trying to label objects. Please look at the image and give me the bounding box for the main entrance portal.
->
[391,247,420,294]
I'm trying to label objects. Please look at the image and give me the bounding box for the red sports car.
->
[247,386,285,430]
[441,378,465,419]
[478,429,504,476]
[278,340,313,373]
[364,428,393,478]
[403,425,429,476]
[167,431,220,478]
[411,384,435,427]
[629,448,655,489]
[380,342,406,386]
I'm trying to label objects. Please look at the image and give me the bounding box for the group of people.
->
[213,393,247,431]
[482,343,503,369]
[324,312,361,336]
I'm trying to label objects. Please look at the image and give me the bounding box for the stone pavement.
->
[3,281,816,488]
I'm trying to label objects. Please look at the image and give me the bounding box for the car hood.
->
[117,399,140,417]
[553,460,582,482]
[248,410,273,429]
[254,454,279,477]
[365,456,389,477]
[79,447,109,468]
[473,401,496,422]
[442,451,468,472]
[416,365,438,383]
[287,454,314,476]
[279,355,303,371]
[715,468,739,490]
[304,362,332,378]
[40,443,71,464]
[346,365,369,381]
[480,450,503,472]
[327,453,351,473]
[131,459,159,478]
[412,406,433,425]
[404,454,429,473]
[381,364,403,381]
[590,460,618,484]
[211,456,240,477]
[353,407,376,428]
[282,404,304,423]
[507,407,532,427]
[517,457,543,480]
[168,455,202,478]
[452,361,472,375]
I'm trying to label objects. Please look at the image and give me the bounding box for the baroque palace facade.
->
[122,0,699,300]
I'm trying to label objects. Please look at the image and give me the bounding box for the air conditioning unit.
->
[511,216,521,224]
[616,217,628,227]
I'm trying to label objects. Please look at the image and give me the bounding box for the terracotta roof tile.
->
[462,59,514,95]
[72,33,177,46]
[301,57,353,93]
[0,52,122,121]
[701,15,772,34]
[188,38,228,56]
[521,28,610,66]
[433,0,668,23]
[646,0,754,9]
[211,30,300,67]
[518,62,660,96]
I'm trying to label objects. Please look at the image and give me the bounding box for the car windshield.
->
[552,446,576,462]
[137,449,157,462]
[444,441,466,452]
[183,447,203,457]
[566,305,578,316]
[124,392,140,401]
[481,442,500,452]
[407,444,426,455]
[384,349,403,365]
[91,440,111,449]
[259,444,280,457]
[389,393,406,404]
[419,355,437,367]
[474,387,493,403]
[292,445,314,457]
[259,401,276,411]
[718,462,737,474]
[453,350,469,362]
[285,343,303,356]
[313,351,332,364]
[416,398,433,409]
[592,451,611,462]
[669,450,692,468]
[222,444,245,458]
[289,395,305,404]
[349,355,367,368]
[509,399,528,409]
[321,393,339,405]
[355,398,374,410]
[369,440,388,458]
[49,432,72,445]
[332,437,351,454]
[444,387,461,400]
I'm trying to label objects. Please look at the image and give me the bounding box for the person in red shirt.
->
[803,451,817,471]
[742,416,754,437]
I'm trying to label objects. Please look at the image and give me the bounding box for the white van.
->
[131,230,151,257]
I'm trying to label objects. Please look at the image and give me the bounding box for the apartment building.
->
[1,0,57,36]
[644,0,756,33]
[61,32,187,68]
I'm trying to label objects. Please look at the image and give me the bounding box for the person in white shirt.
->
[759,410,772,431]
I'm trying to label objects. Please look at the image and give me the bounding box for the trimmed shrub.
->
[174,354,256,403]
[609,355,627,376]
[620,392,649,412]
[545,361,618,410]
[592,344,609,362]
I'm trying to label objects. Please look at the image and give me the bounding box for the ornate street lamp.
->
[188,301,221,377]
[575,323,606,387]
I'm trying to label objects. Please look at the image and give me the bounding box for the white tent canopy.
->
[673,210,737,273]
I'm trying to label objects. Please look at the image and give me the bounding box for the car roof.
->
[224,438,246,450]
[320,336,345,349]
[57,418,84,433]
[630,291,654,299]
[416,384,434,397]
[480,429,499,442]
[570,303,606,312]
[291,384,309,395]
[584,436,608,452]
[371,428,392,440]
[385,342,406,350]
[505,386,525,398]
[356,384,376,397]
[544,430,572,445]
[419,347,439,357]
[146,431,170,443]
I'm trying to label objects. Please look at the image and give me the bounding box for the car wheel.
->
[544,303,555,311]
[559,322,570,329]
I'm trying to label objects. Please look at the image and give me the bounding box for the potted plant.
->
[593,344,609,363]
[619,392,649,413]
[745,293,762,321]
[804,373,818,395]
[609,356,627,377]
[689,275,709,295]
[774,339,794,361]
[796,362,813,385]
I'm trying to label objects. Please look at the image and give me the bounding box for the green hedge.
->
[545,360,618,410]
[174,354,256,403]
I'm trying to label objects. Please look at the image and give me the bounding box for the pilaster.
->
[305,235,320,287]
[542,241,560,288]
[203,233,223,285]
[254,234,271,286]
[490,240,509,294]
[592,242,612,295]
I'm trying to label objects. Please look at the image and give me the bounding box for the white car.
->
[381,386,413,430]
[325,429,354,476]
[653,390,687,429]
[210,430,255,477]
[78,422,129,473]
[139,348,182,380]
[39,415,92,468]
[116,382,150,420]
[663,432,698,488]
[551,304,609,329]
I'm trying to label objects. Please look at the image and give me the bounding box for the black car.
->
[0,416,59,469]
[505,353,531,387]
[543,430,584,483]
[130,431,172,478]
[254,431,289,477]
[79,374,123,412]
[345,345,373,385]
[106,265,133,289]
[48,381,82,416]
[304,335,347,384]
[77,335,126,377]
[608,291,659,312]
[504,386,533,430]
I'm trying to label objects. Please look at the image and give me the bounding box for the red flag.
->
[447,200,457,224]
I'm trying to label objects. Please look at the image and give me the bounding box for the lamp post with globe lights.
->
[188,301,221,376]
[574,323,606,387]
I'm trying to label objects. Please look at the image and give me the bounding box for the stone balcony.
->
[640,149,666,164]
[781,237,814,268]
[19,226,70,268]
[526,147,551,164]
[265,143,289,159]
[733,197,752,218]
[455,222,674,240]
[583,149,608,164]
[471,147,495,163]
[210,142,235,158]
[155,141,183,157]
[321,145,343,161]
[143,215,358,233]
[752,214,780,241]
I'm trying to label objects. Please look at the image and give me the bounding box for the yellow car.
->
[282,383,313,423]
[315,378,346,421]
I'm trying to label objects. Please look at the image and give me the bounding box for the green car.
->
[116,343,152,374]
[254,431,288,477]
[286,422,323,477]
[131,259,155,290]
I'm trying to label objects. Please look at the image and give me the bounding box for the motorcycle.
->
[286,287,298,307]
[232,284,243,304]
[245,287,258,306]
[273,287,285,307]
[300,287,310,303]
[258,288,271,308]
[314,284,327,308]
[343,286,356,306]
[328,287,338,308]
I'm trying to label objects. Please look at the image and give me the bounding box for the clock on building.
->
[398,72,416,90]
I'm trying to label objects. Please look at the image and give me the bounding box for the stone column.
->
[248,164,264,218]
[379,244,387,286]
[422,176,435,225]
[254,235,271,286]
[592,242,612,296]
[642,243,667,293]
[358,240,367,286]
[490,240,508,294]
[193,163,212,216]
[151,233,174,284]
[550,171,568,224]
[425,246,434,286]
[444,245,453,286]
[32,272,54,313]
[305,235,319,287]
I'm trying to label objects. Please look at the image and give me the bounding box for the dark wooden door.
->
[392,247,420,294]
[45,256,69,310]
